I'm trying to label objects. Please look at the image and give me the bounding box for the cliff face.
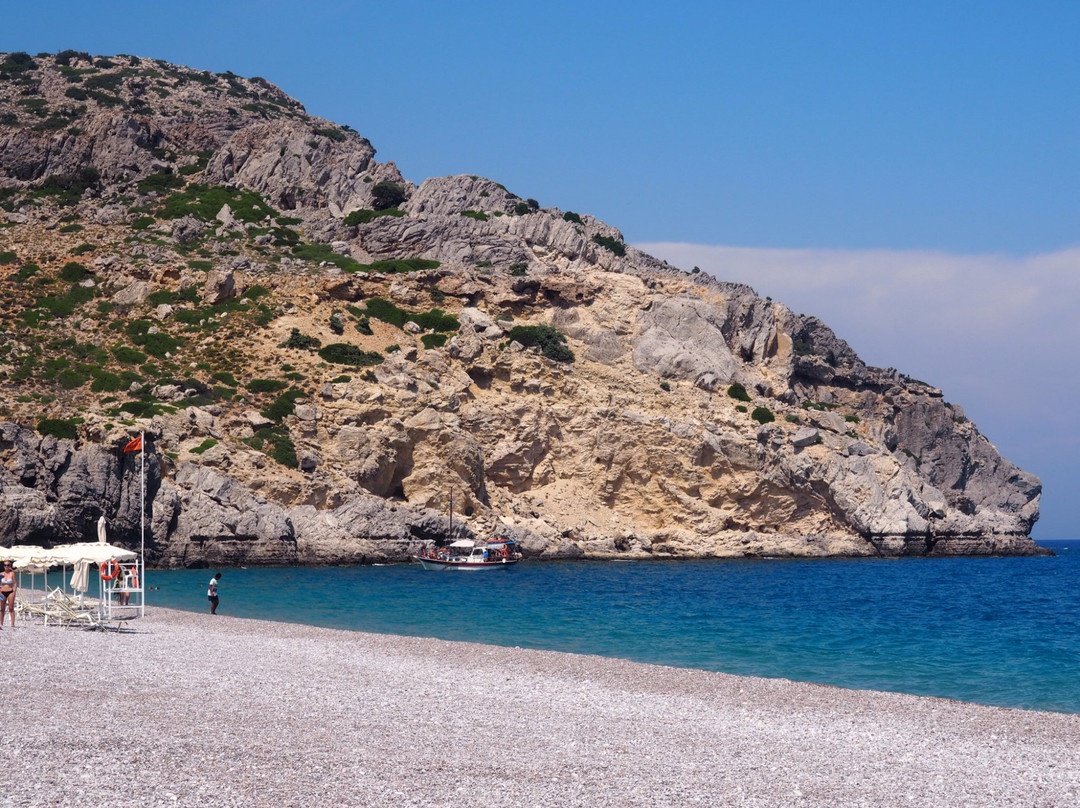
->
[0,51,1043,565]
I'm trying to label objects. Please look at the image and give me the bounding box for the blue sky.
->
[4,1,1077,537]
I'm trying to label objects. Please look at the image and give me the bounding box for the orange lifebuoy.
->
[128,567,139,589]
[100,560,120,580]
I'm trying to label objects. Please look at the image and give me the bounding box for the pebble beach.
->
[4,608,1079,807]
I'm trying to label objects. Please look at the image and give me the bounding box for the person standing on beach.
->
[0,560,15,629]
[208,572,221,614]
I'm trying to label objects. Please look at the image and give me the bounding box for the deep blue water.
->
[143,541,1080,713]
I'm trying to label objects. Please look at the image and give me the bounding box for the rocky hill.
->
[0,51,1044,566]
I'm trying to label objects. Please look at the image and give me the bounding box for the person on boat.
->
[0,560,15,628]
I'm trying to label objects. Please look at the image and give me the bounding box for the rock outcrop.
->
[0,51,1044,565]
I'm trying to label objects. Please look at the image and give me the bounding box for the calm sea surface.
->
[142,540,1080,713]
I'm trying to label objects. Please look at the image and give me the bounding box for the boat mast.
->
[448,486,453,537]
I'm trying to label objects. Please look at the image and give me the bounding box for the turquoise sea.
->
[143,540,1080,714]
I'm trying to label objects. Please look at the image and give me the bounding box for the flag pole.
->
[139,430,145,618]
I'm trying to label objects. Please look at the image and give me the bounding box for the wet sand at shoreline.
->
[3,607,1079,807]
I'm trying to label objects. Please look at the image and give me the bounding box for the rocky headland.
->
[0,51,1043,566]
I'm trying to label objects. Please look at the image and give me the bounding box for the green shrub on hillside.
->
[32,167,101,206]
[112,345,147,365]
[38,285,94,318]
[15,263,39,280]
[371,180,406,210]
[90,369,140,393]
[56,368,91,389]
[751,406,775,424]
[343,208,405,226]
[82,72,125,92]
[54,50,91,67]
[507,324,575,363]
[261,390,306,423]
[247,425,298,467]
[1,52,37,77]
[139,331,181,358]
[421,333,448,350]
[727,382,751,402]
[364,297,408,328]
[291,242,362,271]
[160,184,276,223]
[282,328,321,350]
[59,261,89,282]
[247,378,288,394]
[353,258,441,275]
[118,400,167,418]
[37,418,78,440]
[591,234,626,257]
[314,126,347,142]
[173,309,208,326]
[412,309,459,332]
[147,290,176,306]
[329,311,345,335]
[317,343,384,367]
[137,170,185,194]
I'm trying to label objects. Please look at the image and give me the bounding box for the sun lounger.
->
[17,588,103,629]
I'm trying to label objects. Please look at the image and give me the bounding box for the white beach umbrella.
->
[56,543,137,565]
[97,515,107,544]
[70,559,91,594]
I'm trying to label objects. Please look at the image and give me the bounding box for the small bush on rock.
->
[318,343,384,367]
[727,382,751,402]
[247,378,287,394]
[751,406,775,424]
[282,328,321,350]
[37,417,78,440]
[507,324,575,363]
[371,180,406,211]
[591,234,626,257]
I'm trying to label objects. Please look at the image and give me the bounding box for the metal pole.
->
[139,430,145,618]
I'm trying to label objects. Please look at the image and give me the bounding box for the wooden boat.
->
[412,539,521,570]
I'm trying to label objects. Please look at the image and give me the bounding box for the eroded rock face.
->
[0,53,1045,565]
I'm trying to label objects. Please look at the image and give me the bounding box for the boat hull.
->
[412,556,520,571]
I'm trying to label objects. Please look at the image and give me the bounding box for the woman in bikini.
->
[0,560,16,629]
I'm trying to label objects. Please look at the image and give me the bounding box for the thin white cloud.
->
[637,241,1080,539]
[638,242,1080,365]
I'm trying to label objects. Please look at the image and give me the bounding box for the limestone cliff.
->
[0,51,1044,565]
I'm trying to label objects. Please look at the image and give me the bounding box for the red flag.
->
[123,436,142,453]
